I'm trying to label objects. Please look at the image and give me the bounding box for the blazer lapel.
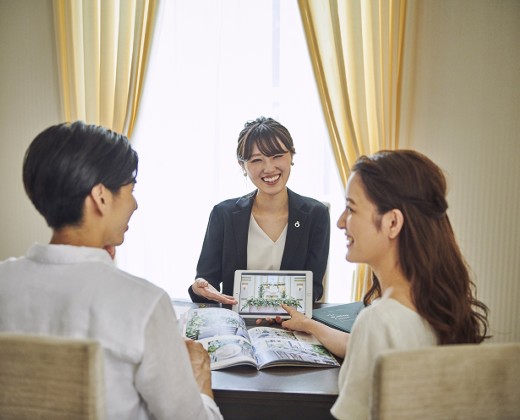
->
[232,192,255,268]
[281,189,308,267]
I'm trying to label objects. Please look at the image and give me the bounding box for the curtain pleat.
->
[83,0,100,123]
[53,0,158,137]
[99,0,118,128]
[298,0,408,300]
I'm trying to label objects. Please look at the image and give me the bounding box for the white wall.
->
[401,0,520,342]
[0,0,58,257]
[1,0,518,342]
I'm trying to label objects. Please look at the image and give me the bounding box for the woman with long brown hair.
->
[279,149,489,420]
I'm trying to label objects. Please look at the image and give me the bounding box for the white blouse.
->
[247,214,288,270]
[330,291,438,420]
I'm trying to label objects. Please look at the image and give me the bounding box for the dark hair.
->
[236,116,296,162]
[354,150,489,344]
[23,121,138,229]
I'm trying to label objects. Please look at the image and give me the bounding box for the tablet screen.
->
[232,270,313,319]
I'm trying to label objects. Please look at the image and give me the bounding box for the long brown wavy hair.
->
[355,150,489,344]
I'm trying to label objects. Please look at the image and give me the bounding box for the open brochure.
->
[181,307,340,370]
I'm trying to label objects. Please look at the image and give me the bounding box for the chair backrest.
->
[0,333,105,420]
[317,201,331,303]
[370,343,520,420]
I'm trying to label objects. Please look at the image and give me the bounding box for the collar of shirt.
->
[26,243,114,265]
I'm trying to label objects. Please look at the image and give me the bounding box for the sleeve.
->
[135,293,223,420]
[307,203,330,301]
[189,206,224,303]
[330,307,394,420]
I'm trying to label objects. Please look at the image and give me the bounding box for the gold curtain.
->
[53,0,158,137]
[298,0,408,300]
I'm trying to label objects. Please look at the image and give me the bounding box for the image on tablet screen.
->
[237,272,307,317]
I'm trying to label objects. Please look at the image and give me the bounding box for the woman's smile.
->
[262,174,281,185]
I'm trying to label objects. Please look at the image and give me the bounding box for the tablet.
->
[232,270,313,319]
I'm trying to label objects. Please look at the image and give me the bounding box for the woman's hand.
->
[281,303,350,359]
[279,303,313,333]
[191,278,238,305]
[254,304,310,327]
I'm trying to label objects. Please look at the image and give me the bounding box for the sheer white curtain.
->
[116,0,355,303]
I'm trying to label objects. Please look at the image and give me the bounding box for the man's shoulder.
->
[0,255,25,266]
[102,265,165,297]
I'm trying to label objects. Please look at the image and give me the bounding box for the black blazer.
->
[189,188,330,303]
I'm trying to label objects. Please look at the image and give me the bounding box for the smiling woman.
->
[115,0,355,303]
[189,117,330,304]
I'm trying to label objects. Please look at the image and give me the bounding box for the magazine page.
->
[247,327,340,369]
[172,299,198,334]
[183,307,257,370]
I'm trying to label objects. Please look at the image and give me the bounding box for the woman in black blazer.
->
[189,117,330,304]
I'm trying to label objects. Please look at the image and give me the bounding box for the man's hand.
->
[185,339,214,398]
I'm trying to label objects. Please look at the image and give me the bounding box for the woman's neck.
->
[374,265,415,311]
[253,188,289,215]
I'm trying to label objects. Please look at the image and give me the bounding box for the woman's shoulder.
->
[353,295,414,332]
[287,189,329,211]
[353,293,437,345]
[213,191,256,211]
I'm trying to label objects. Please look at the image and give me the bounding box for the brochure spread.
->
[182,307,340,370]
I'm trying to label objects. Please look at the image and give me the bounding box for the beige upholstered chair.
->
[0,333,105,420]
[370,343,520,420]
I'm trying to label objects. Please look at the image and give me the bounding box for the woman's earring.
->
[243,172,247,177]
[291,161,294,166]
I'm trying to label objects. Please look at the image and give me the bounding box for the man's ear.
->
[89,184,109,215]
[382,209,404,239]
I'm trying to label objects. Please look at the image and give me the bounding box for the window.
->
[116,0,355,303]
